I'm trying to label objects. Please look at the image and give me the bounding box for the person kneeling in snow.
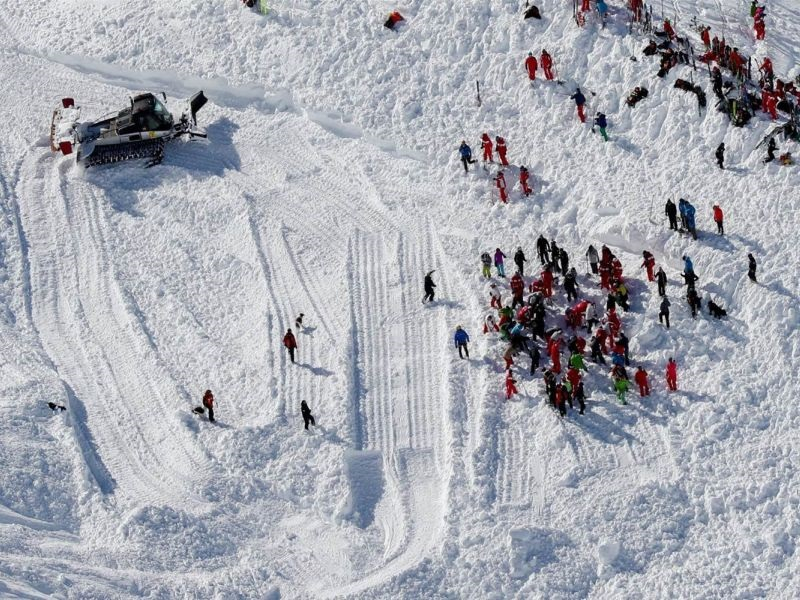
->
[384,11,405,30]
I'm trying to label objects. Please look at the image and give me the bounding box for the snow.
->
[0,0,799,597]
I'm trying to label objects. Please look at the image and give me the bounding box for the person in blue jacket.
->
[593,111,609,141]
[682,255,694,275]
[684,201,697,239]
[570,88,587,122]
[458,141,476,173]
[678,198,688,230]
[596,0,609,26]
[454,326,470,359]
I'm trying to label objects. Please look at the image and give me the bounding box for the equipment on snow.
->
[47,402,67,412]
[50,91,208,167]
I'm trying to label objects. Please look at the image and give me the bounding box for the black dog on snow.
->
[47,402,66,412]
[708,300,728,319]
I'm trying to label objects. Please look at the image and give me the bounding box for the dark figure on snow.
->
[514,247,527,276]
[295,313,304,330]
[575,381,586,415]
[570,88,587,123]
[665,198,678,230]
[682,271,699,292]
[659,297,671,329]
[711,67,723,99]
[47,402,67,412]
[748,253,757,282]
[586,245,599,274]
[202,389,215,423]
[528,345,541,375]
[559,248,569,274]
[459,141,477,172]
[549,240,560,272]
[301,400,316,430]
[687,289,702,319]
[617,332,631,366]
[708,299,727,319]
[423,270,436,303]
[712,204,724,235]
[764,138,777,163]
[454,326,470,359]
[716,143,725,169]
[537,235,550,265]
[283,329,298,363]
[564,269,578,302]
[590,335,605,364]
[656,266,667,297]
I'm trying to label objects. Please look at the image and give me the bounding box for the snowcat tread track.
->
[83,139,166,168]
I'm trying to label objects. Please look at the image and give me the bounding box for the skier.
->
[570,88,587,123]
[684,201,697,240]
[641,250,656,281]
[494,248,507,277]
[549,339,562,374]
[634,366,650,397]
[748,253,757,282]
[536,235,550,265]
[423,270,436,303]
[505,371,518,400]
[202,389,215,423]
[495,136,509,166]
[283,328,298,363]
[665,357,678,391]
[593,112,609,141]
[514,247,527,275]
[659,296,671,329]
[586,245,599,274]
[665,198,678,231]
[540,266,554,298]
[682,270,699,292]
[764,138,777,163]
[712,204,724,235]
[555,383,567,417]
[613,376,630,405]
[481,251,492,278]
[715,142,725,169]
[295,313,304,330]
[754,6,765,40]
[301,400,316,430]
[481,133,494,162]
[525,52,538,81]
[541,49,555,81]
[596,0,608,26]
[656,267,667,297]
[454,325,470,359]
[459,141,477,173]
[495,171,509,203]
[519,165,532,196]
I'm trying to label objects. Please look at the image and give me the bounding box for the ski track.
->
[17,150,211,511]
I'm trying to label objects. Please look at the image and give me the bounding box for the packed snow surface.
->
[0,0,799,598]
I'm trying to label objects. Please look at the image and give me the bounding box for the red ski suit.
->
[519,168,532,196]
[496,137,509,166]
[495,172,508,203]
[541,52,554,81]
[525,55,538,81]
[634,369,650,396]
[481,134,493,161]
[666,360,678,391]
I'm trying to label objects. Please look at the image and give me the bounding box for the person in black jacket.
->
[301,400,316,430]
[748,253,757,282]
[687,289,702,318]
[656,266,667,296]
[536,235,550,265]
[659,297,671,329]
[665,198,678,230]
[716,143,725,169]
[514,247,527,275]
[423,270,436,303]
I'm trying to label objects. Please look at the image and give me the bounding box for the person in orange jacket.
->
[525,52,538,81]
[519,165,532,196]
[634,366,650,397]
[541,50,555,81]
[495,136,509,166]
[481,133,493,162]
[712,204,724,235]
[283,328,298,363]
[665,357,678,391]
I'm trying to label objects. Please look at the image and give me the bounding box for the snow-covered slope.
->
[0,0,798,598]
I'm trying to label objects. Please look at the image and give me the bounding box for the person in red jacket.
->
[634,366,650,397]
[665,357,678,391]
[700,26,711,50]
[510,271,525,308]
[606,308,621,338]
[712,204,724,235]
[541,50,555,81]
[202,389,215,422]
[541,267,554,298]
[525,52,538,81]
[765,92,778,120]
[283,328,297,363]
[481,133,493,162]
[663,19,675,40]
[495,171,508,203]
[495,136,509,166]
[549,340,561,374]
[641,250,656,281]
[519,165,532,196]
[505,371,518,400]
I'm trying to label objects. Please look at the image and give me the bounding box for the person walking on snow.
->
[586,245,599,274]
[514,247,527,275]
[510,271,525,308]
[495,136,509,166]
[713,204,724,235]
[454,326,470,359]
[423,270,436,303]
[519,165,532,196]
[459,141,476,173]
[480,251,492,278]
[525,52,538,81]
[666,357,678,391]
[613,376,630,405]
[683,255,694,275]
[495,171,509,203]
[593,112,609,141]
[748,253,757,282]
[663,18,676,40]
[541,50,555,81]
[283,329,298,363]
[665,198,678,231]
[659,296,671,329]
[481,133,493,162]
[764,138,777,163]
[641,250,656,282]
[301,400,316,430]
[716,143,725,169]
[571,88,587,123]
[202,389,215,422]
[537,235,550,265]
[505,371,518,400]
[634,366,650,397]
[494,248,507,277]
[656,266,667,297]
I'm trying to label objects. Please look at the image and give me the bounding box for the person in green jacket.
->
[569,352,588,372]
[613,376,629,405]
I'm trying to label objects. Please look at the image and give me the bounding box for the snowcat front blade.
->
[188,91,208,126]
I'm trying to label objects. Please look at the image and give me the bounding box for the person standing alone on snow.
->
[480,251,492,278]
[571,88,587,123]
[665,357,678,391]
[748,254,757,282]
[634,366,650,397]
[659,296,671,329]
[525,52,538,81]
[716,143,725,169]
[593,112,609,141]
[656,266,667,297]
[283,329,297,363]
[495,170,508,203]
[514,247,527,276]
[423,270,436,303]
[712,204,724,235]
[454,326,470,359]
[665,198,678,231]
[458,141,476,173]
[202,389,215,423]
[301,400,315,430]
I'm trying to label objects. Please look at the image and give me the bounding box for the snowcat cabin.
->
[121,93,174,134]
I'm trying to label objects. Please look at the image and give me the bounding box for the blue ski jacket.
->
[454,329,470,346]
[571,91,586,106]
[459,143,473,159]
[683,256,694,273]
[595,113,607,128]
[685,204,696,228]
